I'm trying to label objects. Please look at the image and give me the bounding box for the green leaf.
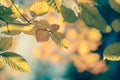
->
[2,52,30,72]
[103,42,120,61]
[0,37,13,51]
[30,1,49,16]
[61,5,78,23]
[0,6,16,22]
[1,24,35,35]
[46,0,61,12]
[111,18,120,32]
[109,0,120,13]
[81,5,109,33]
[51,32,68,48]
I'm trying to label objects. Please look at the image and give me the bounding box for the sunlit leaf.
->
[1,24,35,35]
[103,42,120,61]
[51,32,68,48]
[35,29,50,42]
[61,5,78,23]
[81,5,109,33]
[49,24,60,31]
[11,4,23,17]
[46,0,61,12]
[0,0,14,7]
[111,18,120,32]
[0,6,16,22]
[32,20,50,29]
[30,1,49,16]
[109,0,120,13]
[0,57,4,70]
[2,52,30,72]
[0,37,13,51]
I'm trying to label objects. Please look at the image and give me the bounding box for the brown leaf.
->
[49,24,60,31]
[35,29,50,42]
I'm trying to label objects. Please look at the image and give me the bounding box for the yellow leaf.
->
[0,0,13,7]
[2,24,35,35]
[11,4,23,17]
[46,0,62,12]
[30,1,49,16]
[2,52,30,72]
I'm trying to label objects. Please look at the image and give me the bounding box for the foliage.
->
[0,0,120,72]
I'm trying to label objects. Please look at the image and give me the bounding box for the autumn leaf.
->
[32,20,50,29]
[49,24,60,31]
[35,29,50,42]
[2,52,30,72]
[103,42,120,61]
[0,37,13,51]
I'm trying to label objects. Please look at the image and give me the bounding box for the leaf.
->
[0,57,4,70]
[61,5,78,23]
[0,37,13,51]
[81,5,109,33]
[10,4,23,17]
[32,20,50,29]
[111,18,120,32]
[103,42,120,61]
[0,0,14,7]
[109,0,120,13]
[46,0,61,12]
[51,32,68,48]
[35,29,50,42]
[49,24,60,31]
[30,1,49,16]
[2,52,30,72]
[0,6,16,22]
[1,24,35,35]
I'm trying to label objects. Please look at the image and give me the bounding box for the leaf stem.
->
[10,0,30,24]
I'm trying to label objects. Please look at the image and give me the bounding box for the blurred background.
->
[0,0,120,80]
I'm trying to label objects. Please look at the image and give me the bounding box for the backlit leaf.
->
[111,18,120,32]
[0,0,13,7]
[0,57,4,70]
[81,5,109,33]
[46,0,61,12]
[30,1,49,16]
[0,6,16,22]
[2,52,30,72]
[1,24,35,35]
[32,20,50,29]
[51,32,68,48]
[35,29,50,42]
[103,42,120,61]
[61,5,78,23]
[11,4,23,17]
[0,37,13,51]
[109,0,120,13]
[49,24,60,31]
